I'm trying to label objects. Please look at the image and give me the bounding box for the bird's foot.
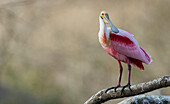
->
[105,85,121,93]
[121,83,132,95]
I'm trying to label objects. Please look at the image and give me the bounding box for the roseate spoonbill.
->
[98,11,152,94]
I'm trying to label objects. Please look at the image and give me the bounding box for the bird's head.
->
[100,11,119,33]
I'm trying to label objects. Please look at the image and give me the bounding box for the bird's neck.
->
[98,17,110,47]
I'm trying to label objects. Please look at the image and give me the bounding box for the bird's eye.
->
[102,13,104,15]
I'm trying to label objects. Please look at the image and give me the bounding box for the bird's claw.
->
[121,83,132,95]
[105,85,121,93]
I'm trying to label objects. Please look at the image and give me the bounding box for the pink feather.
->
[104,29,152,70]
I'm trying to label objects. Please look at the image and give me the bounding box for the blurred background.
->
[0,0,169,104]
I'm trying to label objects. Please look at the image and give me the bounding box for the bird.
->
[98,11,152,94]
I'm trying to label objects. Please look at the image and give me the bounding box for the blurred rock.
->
[0,84,40,104]
[118,95,170,104]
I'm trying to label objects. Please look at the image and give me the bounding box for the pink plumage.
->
[98,11,152,93]
[104,29,152,70]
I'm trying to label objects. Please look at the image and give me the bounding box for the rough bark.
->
[85,76,170,104]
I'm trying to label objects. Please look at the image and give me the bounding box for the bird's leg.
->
[105,61,123,93]
[121,64,132,95]
[115,61,123,91]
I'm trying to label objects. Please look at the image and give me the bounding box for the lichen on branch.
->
[85,76,170,104]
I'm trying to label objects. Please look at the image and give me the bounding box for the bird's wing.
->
[118,29,134,37]
[110,30,151,64]
[107,28,134,37]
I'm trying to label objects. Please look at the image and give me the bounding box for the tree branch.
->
[85,76,170,104]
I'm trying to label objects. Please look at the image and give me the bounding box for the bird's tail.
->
[128,57,144,70]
